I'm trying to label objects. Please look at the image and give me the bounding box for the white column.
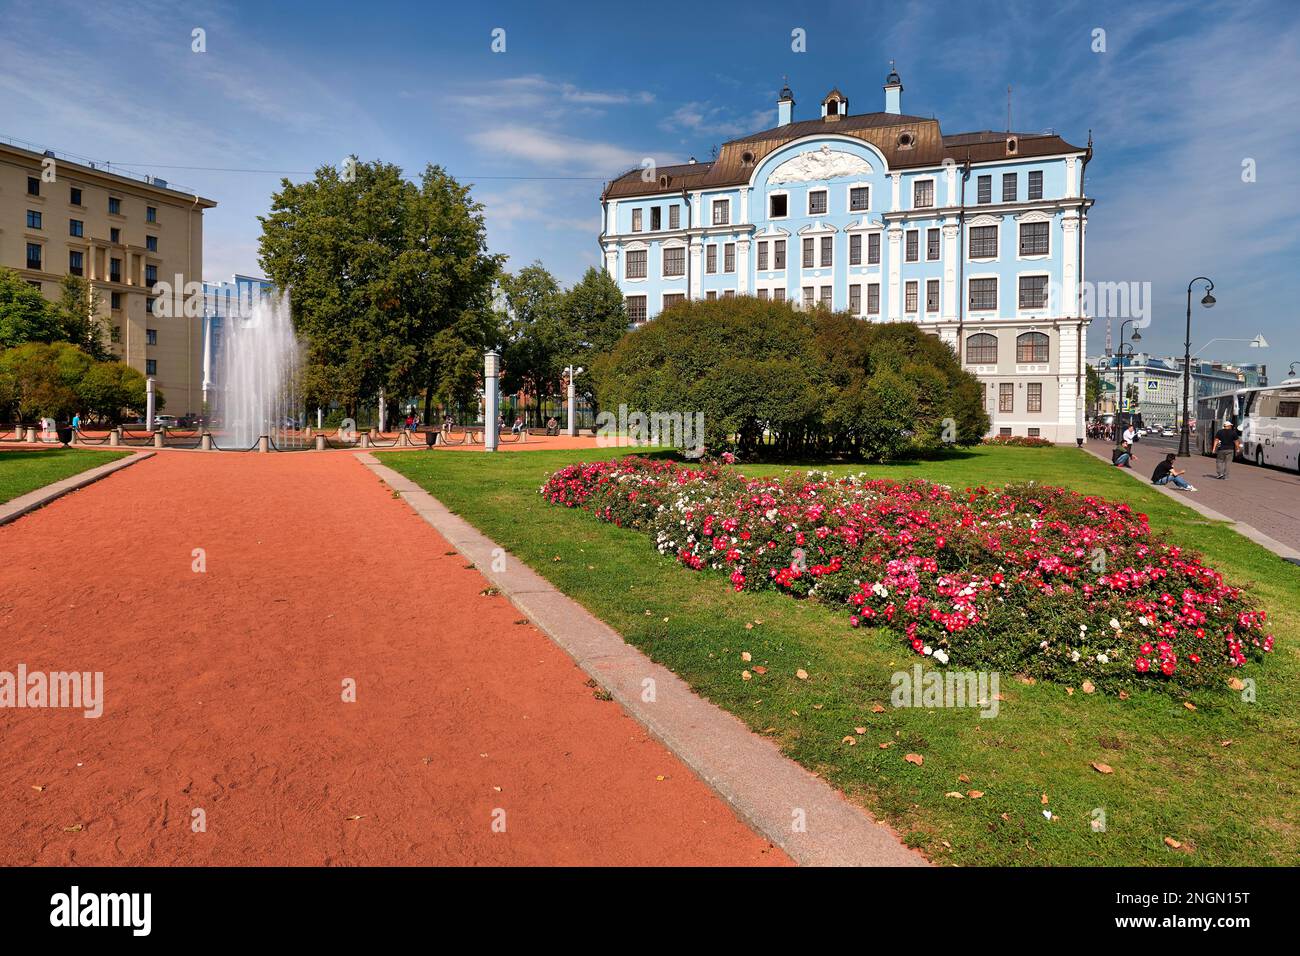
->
[604,246,618,279]
[689,239,702,299]
[1065,156,1078,198]
[886,226,902,321]
[942,220,959,321]
[890,172,901,212]
[1057,322,1080,441]
[1061,215,1080,317]
[944,163,957,206]
[484,351,500,452]
[606,200,619,235]
[737,239,750,294]
[739,187,750,224]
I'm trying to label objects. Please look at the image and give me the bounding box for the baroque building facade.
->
[599,69,1093,442]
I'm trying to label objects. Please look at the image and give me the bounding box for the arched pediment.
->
[767,144,873,185]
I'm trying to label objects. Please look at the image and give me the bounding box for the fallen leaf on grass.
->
[744,622,754,630]
[1184,701,1197,711]
[1164,836,1183,849]
[842,736,857,746]
[1081,680,1095,694]
[945,791,964,798]
[879,742,893,749]
[1041,793,1049,805]
[741,651,752,662]
[904,753,923,765]
[968,791,984,799]
[958,773,971,783]
[796,669,809,680]
[753,666,767,675]
[1220,740,1233,747]
[1065,687,1074,697]
[871,703,886,714]
[1228,677,1245,691]
[741,670,752,681]
[551,556,562,563]
[854,727,866,735]
[1118,691,1130,700]
[1092,762,1114,774]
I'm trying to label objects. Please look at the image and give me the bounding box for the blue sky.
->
[3,0,1297,367]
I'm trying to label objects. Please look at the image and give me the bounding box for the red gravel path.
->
[0,451,787,866]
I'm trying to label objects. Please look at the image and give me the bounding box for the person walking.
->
[1211,418,1241,480]
[1151,453,1196,491]
[1122,422,1136,446]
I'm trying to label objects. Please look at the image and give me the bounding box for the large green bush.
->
[592,298,989,460]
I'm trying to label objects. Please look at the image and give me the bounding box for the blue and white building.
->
[600,68,1094,442]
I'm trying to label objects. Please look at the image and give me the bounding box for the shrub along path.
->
[0,449,787,865]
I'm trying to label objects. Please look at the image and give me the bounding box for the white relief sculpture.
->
[768,145,872,184]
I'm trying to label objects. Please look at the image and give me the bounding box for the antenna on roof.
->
[1006,85,1012,132]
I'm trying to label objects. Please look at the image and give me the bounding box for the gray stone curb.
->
[357,451,927,867]
[0,450,154,527]
[1080,445,1300,561]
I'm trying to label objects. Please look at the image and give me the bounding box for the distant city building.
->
[599,67,1094,442]
[200,274,276,401]
[1093,354,1270,425]
[0,138,217,416]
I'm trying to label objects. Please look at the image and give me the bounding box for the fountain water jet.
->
[217,289,304,449]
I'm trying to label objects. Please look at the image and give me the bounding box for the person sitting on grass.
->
[1151,453,1196,491]
[1112,441,1135,468]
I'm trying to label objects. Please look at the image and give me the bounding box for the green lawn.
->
[0,448,129,505]
[379,444,1300,866]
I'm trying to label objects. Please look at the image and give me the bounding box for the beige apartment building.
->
[0,140,216,417]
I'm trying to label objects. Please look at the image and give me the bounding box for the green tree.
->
[498,264,566,425]
[77,360,149,423]
[553,267,628,410]
[0,341,92,421]
[1085,364,1101,414]
[258,158,501,418]
[52,275,114,361]
[0,268,64,349]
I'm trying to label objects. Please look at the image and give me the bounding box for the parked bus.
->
[1196,379,1300,471]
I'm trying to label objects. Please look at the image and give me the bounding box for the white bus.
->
[1196,379,1300,472]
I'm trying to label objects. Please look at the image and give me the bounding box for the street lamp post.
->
[1179,277,1216,457]
[563,364,584,437]
[1114,319,1142,444]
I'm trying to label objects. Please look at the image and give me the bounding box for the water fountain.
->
[217,289,304,449]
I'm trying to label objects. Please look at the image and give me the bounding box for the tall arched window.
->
[966,332,998,364]
[1016,331,1049,363]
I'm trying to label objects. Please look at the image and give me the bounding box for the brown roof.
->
[602,112,1085,200]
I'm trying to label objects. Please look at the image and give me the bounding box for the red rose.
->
[1135,657,1150,673]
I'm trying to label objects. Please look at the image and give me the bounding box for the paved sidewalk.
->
[1083,438,1300,558]
[0,451,788,865]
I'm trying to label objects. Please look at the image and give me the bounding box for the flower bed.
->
[981,435,1055,447]
[541,457,1273,692]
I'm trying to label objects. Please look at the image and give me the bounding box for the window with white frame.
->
[773,239,786,270]
[1027,381,1043,413]
[977,175,992,204]
[849,186,869,211]
[773,287,786,302]
[849,284,861,313]
[712,199,729,225]
[850,233,862,265]
[669,206,680,230]
[1018,274,1049,309]
[819,285,832,307]
[802,286,814,309]
[905,280,918,313]
[706,245,717,274]
[999,382,1014,412]
[808,189,827,215]
[1028,170,1043,200]
[1017,331,1049,363]
[913,179,934,208]
[769,194,788,218]
[664,293,686,309]
[802,237,814,268]
[867,283,880,314]
[663,246,685,277]
[757,241,769,271]
[867,232,880,265]
[905,229,919,262]
[626,249,647,279]
[706,290,717,300]
[626,295,647,323]
[651,207,661,231]
[926,279,940,313]
[724,242,736,273]
[1002,173,1017,203]
[819,235,832,267]
[966,333,998,364]
[969,277,998,311]
[1019,221,1049,256]
[757,288,769,301]
[631,209,642,232]
[927,228,940,261]
[969,224,998,259]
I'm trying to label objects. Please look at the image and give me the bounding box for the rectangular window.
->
[770,194,788,218]
[1002,173,1017,203]
[905,281,918,313]
[969,225,998,258]
[802,237,814,268]
[146,205,157,223]
[712,199,729,225]
[977,175,992,204]
[1028,170,1043,200]
[626,249,647,279]
[867,233,880,265]
[69,219,83,237]
[631,209,642,232]
[773,239,786,270]
[706,244,717,274]
[927,228,940,261]
[664,293,685,309]
[145,264,158,286]
[802,286,814,309]
[913,179,934,208]
[867,283,880,315]
[26,243,41,270]
[1019,221,1049,256]
[724,242,736,273]
[850,186,869,211]
[706,291,717,301]
[819,235,832,267]
[26,210,42,229]
[757,289,769,301]
[757,241,769,271]
[662,246,685,277]
[926,279,940,313]
[849,284,861,313]
[68,250,83,276]
[71,187,82,205]
[146,329,158,346]
[905,229,919,262]
[146,235,158,252]
[819,285,832,307]
[1018,274,1048,309]
[669,206,680,230]
[1018,333,1049,363]
[27,281,40,291]
[110,227,121,244]
[850,233,862,265]
[111,292,122,310]
[146,297,155,315]
[108,197,121,215]
[1027,382,1043,413]
[626,295,647,323]
[773,288,785,303]
[110,257,122,283]
[969,277,997,311]
[723,290,735,299]
[146,359,157,376]
[650,207,661,231]
[999,382,1014,413]
[27,176,40,196]
[808,189,827,215]
[1028,427,1040,437]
